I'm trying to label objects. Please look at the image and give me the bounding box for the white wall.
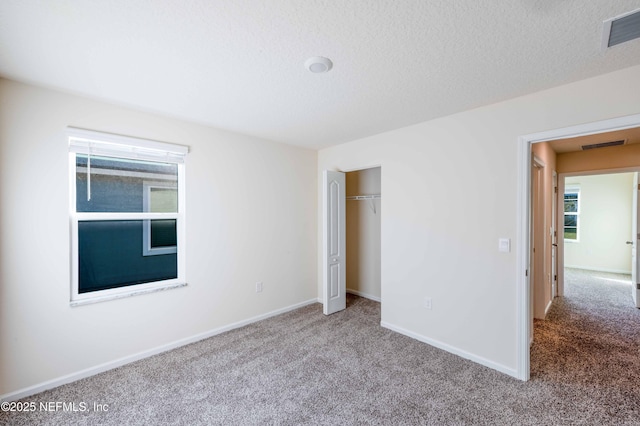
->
[318,64,640,376]
[0,79,317,398]
[564,173,634,274]
[346,167,381,301]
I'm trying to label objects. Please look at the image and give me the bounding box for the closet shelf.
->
[346,194,380,214]
[346,194,381,200]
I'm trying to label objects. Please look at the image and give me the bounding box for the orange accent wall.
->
[531,142,557,319]
[557,144,640,174]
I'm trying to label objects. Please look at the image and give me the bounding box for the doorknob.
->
[626,241,633,245]
[552,243,557,247]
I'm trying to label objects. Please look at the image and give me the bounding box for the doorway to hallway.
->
[518,113,640,380]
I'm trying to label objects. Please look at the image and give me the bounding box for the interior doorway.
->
[562,172,635,275]
[558,170,638,318]
[345,167,381,302]
[517,113,640,380]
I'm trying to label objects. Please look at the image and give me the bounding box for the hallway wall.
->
[531,142,557,318]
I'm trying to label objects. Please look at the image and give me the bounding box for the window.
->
[143,181,178,256]
[68,128,188,305]
[564,186,580,241]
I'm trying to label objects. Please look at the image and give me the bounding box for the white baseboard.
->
[565,265,631,275]
[346,288,381,302]
[1,298,319,402]
[380,321,518,380]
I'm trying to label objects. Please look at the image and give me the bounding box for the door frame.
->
[551,171,558,299]
[516,113,640,381]
[633,173,640,308]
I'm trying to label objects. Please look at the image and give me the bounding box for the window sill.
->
[70,282,187,307]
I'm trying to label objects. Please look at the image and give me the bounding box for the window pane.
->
[150,219,177,248]
[564,215,577,227]
[149,187,178,213]
[78,220,177,293]
[76,155,177,213]
[564,198,578,213]
[564,228,577,240]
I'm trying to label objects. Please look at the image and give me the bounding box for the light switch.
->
[499,238,510,253]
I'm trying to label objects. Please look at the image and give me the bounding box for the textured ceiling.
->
[1,1,640,149]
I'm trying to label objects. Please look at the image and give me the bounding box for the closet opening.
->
[345,167,381,302]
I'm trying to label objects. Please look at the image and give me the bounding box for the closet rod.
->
[346,194,381,200]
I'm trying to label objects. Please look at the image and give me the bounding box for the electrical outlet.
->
[424,297,432,310]
[255,282,263,293]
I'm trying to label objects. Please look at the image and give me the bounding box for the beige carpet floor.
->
[2,268,640,425]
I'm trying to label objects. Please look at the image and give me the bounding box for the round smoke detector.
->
[305,56,333,73]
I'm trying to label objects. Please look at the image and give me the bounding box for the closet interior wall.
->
[346,167,381,301]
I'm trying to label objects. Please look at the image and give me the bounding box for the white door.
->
[632,173,640,308]
[323,170,346,315]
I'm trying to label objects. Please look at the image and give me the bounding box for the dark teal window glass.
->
[150,220,177,248]
[78,220,177,293]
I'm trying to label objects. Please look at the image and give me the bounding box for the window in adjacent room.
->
[142,181,178,256]
[68,128,188,305]
[564,186,580,241]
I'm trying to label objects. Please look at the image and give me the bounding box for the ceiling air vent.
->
[602,8,640,49]
[581,140,626,151]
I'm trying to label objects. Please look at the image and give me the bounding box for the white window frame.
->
[68,127,188,306]
[564,186,580,243]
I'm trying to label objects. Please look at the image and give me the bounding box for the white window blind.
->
[68,127,188,164]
